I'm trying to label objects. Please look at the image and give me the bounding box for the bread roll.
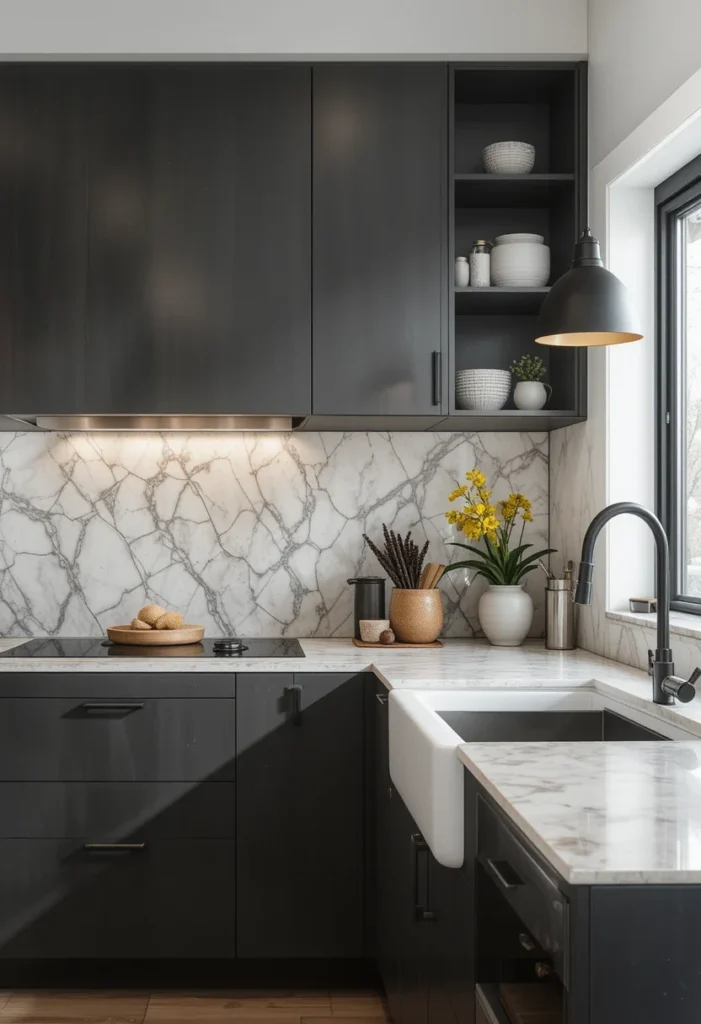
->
[155,611,184,630]
[137,604,166,626]
[131,617,152,631]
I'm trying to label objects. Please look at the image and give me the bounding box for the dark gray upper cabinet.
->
[0,66,88,415]
[236,672,365,958]
[85,65,311,416]
[0,64,312,417]
[312,64,448,417]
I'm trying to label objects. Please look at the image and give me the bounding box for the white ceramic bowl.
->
[494,233,544,245]
[491,240,550,287]
[483,141,535,175]
[455,369,511,411]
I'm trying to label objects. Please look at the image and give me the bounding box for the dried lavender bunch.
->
[363,526,429,589]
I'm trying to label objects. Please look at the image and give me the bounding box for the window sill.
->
[607,608,701,642]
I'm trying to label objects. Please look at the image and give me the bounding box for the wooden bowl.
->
[107,625,205,647]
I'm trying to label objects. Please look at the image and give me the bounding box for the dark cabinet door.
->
[426,858,474,1024]
[86,64,311,416]
[236,672,365,958]
[0,66,88,414]
[375,686,402,1014]
[374,681,429,1024]
[313,64,448,416]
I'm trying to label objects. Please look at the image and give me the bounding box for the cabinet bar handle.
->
[486,857,523,890]
[284,684,303,725]
[79,703,145,712]
[84,843,146,852]
[375,693,389,705]
[432,351,442,406]
[411,833,437,922]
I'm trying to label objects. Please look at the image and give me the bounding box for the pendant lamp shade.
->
[535,229,643,347]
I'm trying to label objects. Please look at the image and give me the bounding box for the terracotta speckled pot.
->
[389,589,443,644]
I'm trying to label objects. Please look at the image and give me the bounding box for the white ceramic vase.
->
[513,380,551,410]
[478,585,533,647]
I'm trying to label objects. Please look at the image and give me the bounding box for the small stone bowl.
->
[359,619,391,643]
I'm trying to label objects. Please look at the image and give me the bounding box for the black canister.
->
[347,576,386,639]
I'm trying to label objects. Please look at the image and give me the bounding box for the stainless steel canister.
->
[545,578,575,650]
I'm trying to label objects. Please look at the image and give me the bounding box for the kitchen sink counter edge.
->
[457,737,701,885]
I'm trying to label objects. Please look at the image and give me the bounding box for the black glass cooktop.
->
[0,637,305,659]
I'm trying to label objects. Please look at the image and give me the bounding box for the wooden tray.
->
[107,624,205,647]
[352,637,443,649]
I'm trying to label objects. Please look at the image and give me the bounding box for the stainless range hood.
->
[14,415,305,432]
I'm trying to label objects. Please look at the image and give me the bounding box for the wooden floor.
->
[0,989,389,1024]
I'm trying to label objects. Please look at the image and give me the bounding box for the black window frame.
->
[656,153,701,614]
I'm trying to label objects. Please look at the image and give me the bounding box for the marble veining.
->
[0,431,548,638]
[458,739,701,884]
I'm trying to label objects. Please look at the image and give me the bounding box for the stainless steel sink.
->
[437,707,665,743]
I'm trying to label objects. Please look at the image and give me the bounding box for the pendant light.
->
[535,228,643,347]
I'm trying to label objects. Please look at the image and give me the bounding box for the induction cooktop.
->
[0,637,305,659]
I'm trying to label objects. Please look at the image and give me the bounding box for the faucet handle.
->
[662,667,700,704]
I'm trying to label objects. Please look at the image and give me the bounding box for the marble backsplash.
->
[0,431,549,638]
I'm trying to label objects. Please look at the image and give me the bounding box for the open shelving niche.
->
[446,63,587,432]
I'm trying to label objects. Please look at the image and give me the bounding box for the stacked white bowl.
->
[455,369,511,411]
[483,141,535,175]
[490,233,550,288]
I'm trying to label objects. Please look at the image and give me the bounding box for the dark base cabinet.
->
[236,673,367,959]
[464,769,701,1024]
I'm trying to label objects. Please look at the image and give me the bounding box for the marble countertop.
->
[0,636,653,687]
[6,633,701,884]
[458,740,701,885]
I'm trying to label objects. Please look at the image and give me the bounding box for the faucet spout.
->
[573,502,701,704]
[574,502,670,655]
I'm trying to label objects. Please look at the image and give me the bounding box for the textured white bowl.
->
[491,241,550,287]
[483,141,535,175]
[455,369,511,411]
[359,619,391,643]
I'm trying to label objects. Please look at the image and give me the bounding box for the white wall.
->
[589,0,701,167]
[0,0,586,58]
[551,3,701,677]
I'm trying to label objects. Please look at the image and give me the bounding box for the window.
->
[657,155,701,613]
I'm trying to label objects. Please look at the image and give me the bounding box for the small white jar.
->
[455,256,470,288]
[469,241,491,288]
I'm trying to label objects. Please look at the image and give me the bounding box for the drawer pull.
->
[375,693,389,705]
[519,932,537,952]
[84,843,146,852]
[79,703,145,713]
[486,857,523,890]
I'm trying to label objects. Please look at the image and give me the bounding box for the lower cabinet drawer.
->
[0,697,235,781]
[0,838,235,958]
[0,782,235,839]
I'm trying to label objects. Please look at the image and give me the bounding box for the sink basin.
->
[388,688,695,869]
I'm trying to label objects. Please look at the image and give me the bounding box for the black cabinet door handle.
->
[486,857,524,890]
[79,703,145,713]
[375,693,388,705]
[284,684,303,725]
[432,351,442,406]
[84,843,146,852]
[411,832,437,922]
